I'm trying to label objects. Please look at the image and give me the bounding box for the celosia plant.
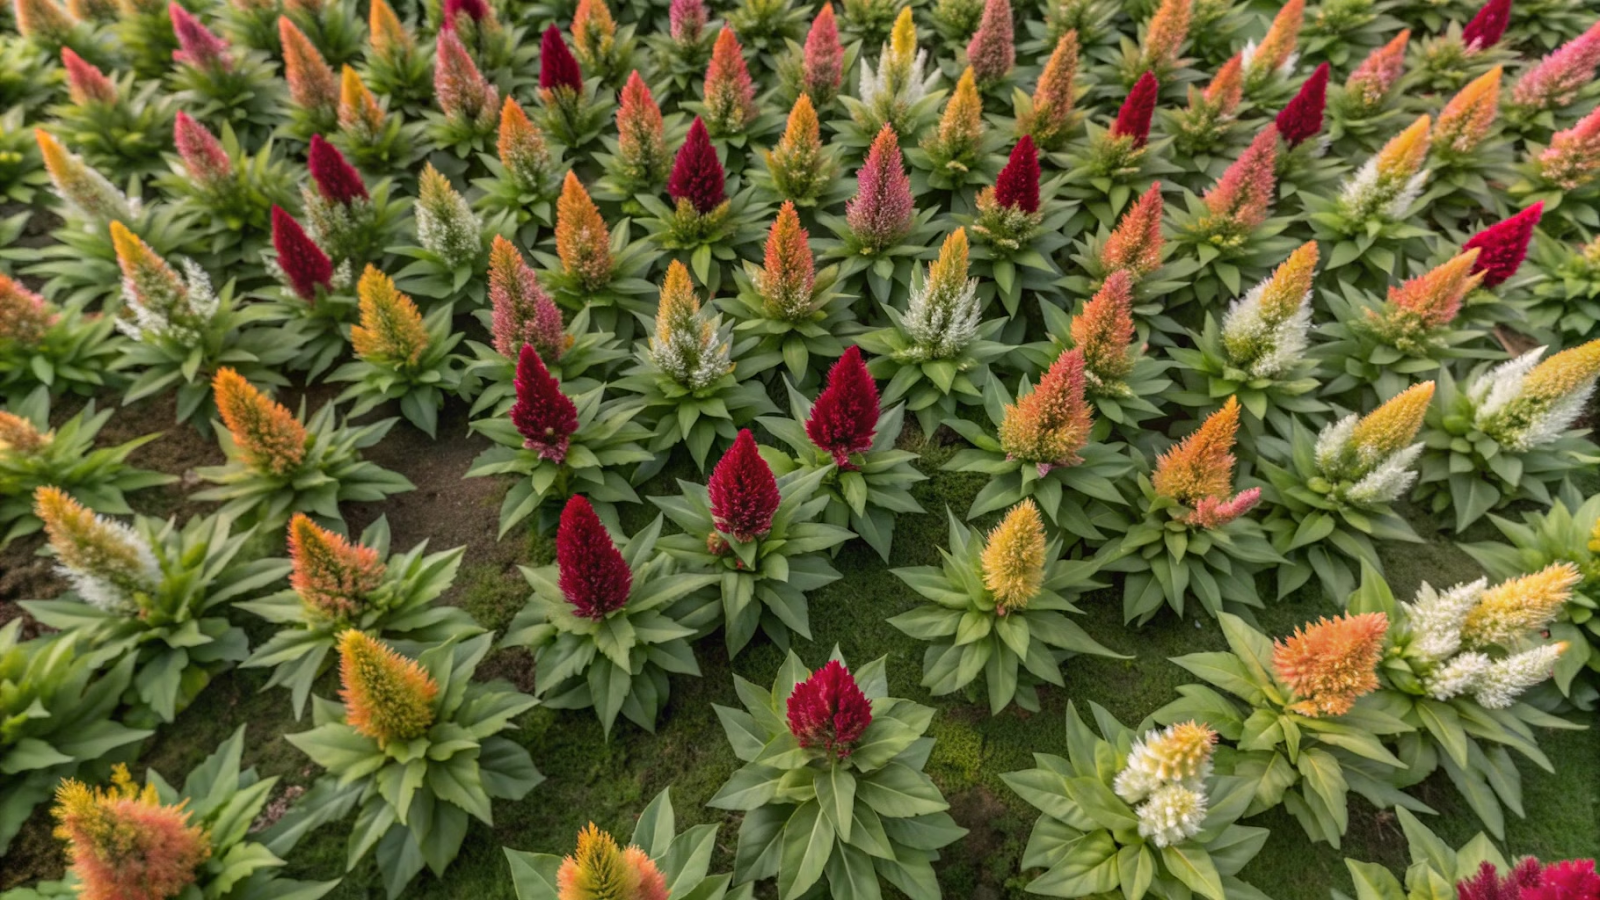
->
[596,72,671,208]
[709,650,964,900]
[760,93,844,208]
[299,134,405,269]
[332,64,415,176]
[45,47,173,181]
[637,117,768,287]
[391,162,488,304]
[0,271,120,402]
[1057,71,1182,234]
[531,171,657,338]
[473,96,560,243]
[165,4,283,146]
[1308,114,1435,285]
[820,122,940,305]
[258,205,355,379]
[328,265,465,437]
[157,110,297,265]
[909,67,1001,192]
[841,8,942,143]
[534,23,614,151]
[725,200,849,382]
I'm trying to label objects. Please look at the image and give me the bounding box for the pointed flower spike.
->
[36,129,135,222]
[339,65,387,136]
[1204,125,1279,232]
[1022,31,1079,151]
[669,0,707,43]
[1221,240,1317,376]
[1275,62,1328,145]
[1101,181,1164,278]
[998,347,1093,471]
[61,48,115,105]
[52,765,210,900]
[1244,0,1303,83]
[757,201,816,320]
[1461,0,1510,51]
[1272,612,1389,716]
[338,630,438,747]
[1375,114,1432,179]
[279,16,338,115]
[15,0,75,42]
[0,410,48,455]
[1346,30,1409,106]
[966,0,1014,84]
[570,0,617,69]
[1350,380,1435,460]
[1538,106,1600,190]
[806,345,879,467]
[1462,563,1583,647]
[1141,0,1190,72]
[34,485,159,611]
[616,72,667,185]
[1154,395,1241,505]
[557,495,633,619]
[170,3,232,70]
[667,117,726,214]
[1435,66,1501,156]
[1385,250,1482,330]
[786,660,872,757]
[802,3,843,104]
[1073,269,1137,385]
[649,261,730,388]
[1203,54,1245,117]
[0,273,55,346]
[1112,71,1159,147]
[271,206,333,301]
[510,343,579,461]
[1114,721,1217,802]
[352,265,430,366]
[704,28,758,134]
[368,0,413,56]
[435,25,498,124]
[557,824,669,900]
[213,367,307,475]
[288,513,385,619]
[933,67,985,152]
[981,499,1047,614]
[500,96,552,184]
[309,133,369,204]
[555,172,613,290]
[709,429,779,543]
[1462,203,1542,286]
[540,24,584,94]
[173,111,232,189]
[488,235,565,362]
[995,135,1040,213]
[1511,21,1600,111]
[845,124,914,251]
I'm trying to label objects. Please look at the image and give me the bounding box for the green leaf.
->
[816,765,857,843]
[856,762,948,817]
[777,801,833,900]
[1161,844,1226,900]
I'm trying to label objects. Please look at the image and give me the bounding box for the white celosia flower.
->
[115,259,219,345]
[1473,644,1563,709]
[1344,442,1424,505]
[859,43,930,111]
[902,271,980,361]
[1136,783,1208,848]
[1113,723,1215,803]
[1465,347,1591,450]
[1220,280,1312,378]
[1423,651,1491,700]
[416,185,484,268]
[1467,349,1542,421]
[1313,414,1357,472]
[1403,578,1485,662]
[648,312,734,391]
[57,520,160,613]
[1337,160,1429,221]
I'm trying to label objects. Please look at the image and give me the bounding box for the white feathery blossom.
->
[1467,347,1594,450]
[1220,279,1312,378]
[416,182,484,269]
[1473,644,1564,709]
[1402,578,1485,662]
[1136,783,1209,848]
[1344,443,1424,504]
[1423,650,1491,700]
[115,259,219,345]
[1315,413,1426,505]
[859,44,930,112]
[1313,414,1357,472]
[1337,158,1428,222]
[1468,348,1542,424]
[56,519,160,613]
[902,269,980,361]
[648,309,734,391]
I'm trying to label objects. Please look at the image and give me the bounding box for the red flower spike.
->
[271,206,333,301]
[444,0,489,23]
[1457,860,1550,900]
[709,429,779,543]
[1112,71,1159,147]
[806,346,880,468]
[540,25,583,93]
[1463,203,1543,287]
[1525,859,1600,900]
[995,136,1041,213]
[510,343,579,462]
[786,660,873,758]
[667,117,726,214]
[556,495,633,619]
[308,134,369,204]
[1461,0,1511,50]
[1276,62,1329,146]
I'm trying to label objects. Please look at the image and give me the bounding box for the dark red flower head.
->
[308,134,369,204]
[1524,859,1600,900]
[1462,202,1542,287]
[806,346,880,468]
[510,343,579,462]
[1275,62,1329,146]
[667,117,727,214]
[443,0,490,23]
[995,135,1041,213]
[271,206,333,301]
[1461,0,1511,50]
[556,495,633,619]
[540,25,583,93]
[1458,859,1554,900]
[786,660,873,758]
[1112,71,1159,148]
[709,429,779,543]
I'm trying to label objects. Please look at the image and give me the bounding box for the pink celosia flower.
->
[1345,31,1408,109]
[170,3,231,70]
[1203,125,1278,232]
[173,111,231,189]
[704,28,758,134]
[435,25,498,125]
[966,0,1014,84]
[61,48,116,105]
[802,3,843,105]
[845,124,915,251]
[1538,105,1600,189]
[488,235,566,362]
[669,0,706,44]
[1511,21,1600,111]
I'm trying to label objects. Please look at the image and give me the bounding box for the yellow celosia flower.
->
[338,629,439,747]
[351,265,430,367]
[934,68,984,149]
[1350,381,1435,461]
[556,823,669,900]
[1434,66,1501,156]
[555,171,613,291]
[1519,339,1600,405]
[1462,563,1582,648]
[981,499,1047,614]
[1375,115,1432,180]
[927,227,971,296]
[339,65,386,136]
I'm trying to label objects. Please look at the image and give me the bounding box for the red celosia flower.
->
[994,136,1040,214]
[540,24,583,93]
[1101,181,1164,277]
[1458,860,1550,900]
[288,513,385,619]
[556,494,633,619]
[786,660,873,758]
[443,0,489,23]
[170,3,231,70]
[1204,124,1279,231]
[1462,202,1543,287]
[806,346,880,468]
[271,206,333,301]
[1112,71,1159,147]
[173,111,231,187]
[1524,859,1600,900]
[709,429,779,543]
[510,343,579,462]
[667,117,727,214]
[308,134,369,204]
[1461,0,1511,51]
[61,48,115,105]
[845,124,915,251]
[965,0,1014,85]
[1275,62,1329,146]
[803,3,843,104]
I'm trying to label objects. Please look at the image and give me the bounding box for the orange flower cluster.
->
[53,765,210,900]
[338,630,439,747]
[1272,612,1389,716]
[213,368,307,476]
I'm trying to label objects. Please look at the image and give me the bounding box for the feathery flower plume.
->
[173,111,232,190]
[998,348,1093,471]
[1345,32,1408,110]
[111,221,217,342]
[648,260,731,389]
[1203,125,1279,234]
[1140,0,1190,73]
[338,630,438,747]
[981,499,1047,613]
[1474,643,1565,708]
[846,124,915,252]
[0,411,48,455]
[1073,269,1136,387]
[1021,31,1080,151]
[1349,381,1436,460]
[709,429,779,542]
[170,3,231,70]
[308,134,369,204]
[36,129,136,222]
[489,235,566,362]
[1372,251,1481,340]
[1463,203,1541,287]
[667,117,727,214]
[279,17,337,116]
[339,66,387,138]
[1470,340,1600,450]
[1461,0,1510,51]
[1510,21,1600,111]
[415,163,482,266]
[499,96,552,188]
[0,274,54,346]
[1242,0,1303,86]
[570,0,617,71]
[995,136,1040,213]
[367,0,412,58]
[615,72,669,188]
[213,367,306,475]
[669,0,707,44]
[352,266,429,367]
[1203,54,1245,118]
[786,660,872,758]
[288,513,385,619]
[1462,563,1581,648]
[1275,62,1328,146]
[1100,182,1164,278]
[926,67,985,161]
[1538,105,1600,190]
[271,206,334,301]
[555,172,613,290]
[1273,612,1389,716]
[557,495,634,619]
[1154,397,1259,527]
[510,343,579,461]
[15,0,75,43]
[1339,114,1430,220]
[52,765,209,900]
[1137,784,1208,848]
[704,28,758,135]
[806,346,879,467]
[802,3,843,105]
[904,228,981,359]
[765,94,830,201]
[966,0,1014,84]
[540,24,584,96]
[61,48,115,105]
[1112,72,1160,148]
[1114,721,1217,802]
[556,824,669,900]
[435,26,499,127]
[1221,240,1316,377]
[35,485,159,612]
[756,201,816,320]
[1434,67,1501,157]
[1315,382,1432,504]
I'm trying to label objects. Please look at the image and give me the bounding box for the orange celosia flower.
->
[368,0,414,57]
[704,27,757,134]
[351,265,430,367]
[0,410,49,454]
[571,0,617,69]
[931,67,985,152]
[1100,181,1164,278]
[556,823,669,900]
[288,513,386,619]
[1022,31,1079,151]
[757,201,816,320]
[1203,54,1245,115]
[1154,396,1240,505]
[0,272,56,345]
[1244,0,1303,83]
[338,65,386,136]
[1203,125,1278,233]
[555,171,613,291]
[53,765,210,900]
[338,629,439,747]
[1141,0,1190,72]
[998,348,1093,471]
[1272,611,1389,717]
[1381,249,1482,333]
[1434,66,1501,157]
[1462,563,1582,648]
[279,16,338,115]
[981,498,1047,614]
[1374,114,1431,180]
[15,0,75,42]
[213,367,307,476]
[1072,269,1136,386]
